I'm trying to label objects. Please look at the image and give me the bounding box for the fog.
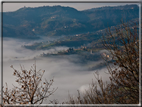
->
[2,37,111,104]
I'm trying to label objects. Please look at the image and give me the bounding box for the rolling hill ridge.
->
[3,4,139,39]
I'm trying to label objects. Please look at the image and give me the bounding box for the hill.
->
[3,4,139,39]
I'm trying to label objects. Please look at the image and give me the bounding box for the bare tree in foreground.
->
[66,22,139,104]
[1,64,57,105]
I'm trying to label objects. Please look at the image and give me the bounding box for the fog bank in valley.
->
[2,37,110,103]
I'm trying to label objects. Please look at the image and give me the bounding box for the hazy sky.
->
[1,0,140,12]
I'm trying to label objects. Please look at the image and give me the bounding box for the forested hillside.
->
[3,4,139,39]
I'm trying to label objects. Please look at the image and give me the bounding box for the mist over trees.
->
[1,21,139,105]
[1,4,140,106]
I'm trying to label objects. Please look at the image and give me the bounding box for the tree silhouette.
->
[1,64,57,105]
[66,22,139,104]
[101,22,139,103]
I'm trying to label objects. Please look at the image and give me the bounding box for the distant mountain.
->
[83,4,139,30]
[3,4,139,39]
[84,4,138,11]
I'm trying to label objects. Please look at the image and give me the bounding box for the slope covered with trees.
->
[3,4,139,39]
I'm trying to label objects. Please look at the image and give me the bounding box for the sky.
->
[1,0,140,12]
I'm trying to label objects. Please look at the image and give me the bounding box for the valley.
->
[2,4,139,104]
